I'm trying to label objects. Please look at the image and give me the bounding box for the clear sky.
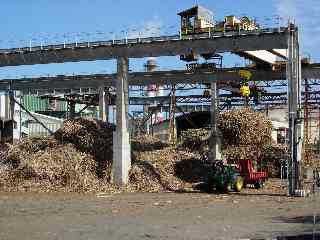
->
[0,0,319,79]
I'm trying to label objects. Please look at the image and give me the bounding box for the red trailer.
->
[237,159,268,189]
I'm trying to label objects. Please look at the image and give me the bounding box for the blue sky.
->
[0,0,319,79]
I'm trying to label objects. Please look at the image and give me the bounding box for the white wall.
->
[263,107,320,144]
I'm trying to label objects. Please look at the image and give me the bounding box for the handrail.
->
[0,27,287,55]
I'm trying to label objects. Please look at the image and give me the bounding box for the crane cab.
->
[178,5,215,36]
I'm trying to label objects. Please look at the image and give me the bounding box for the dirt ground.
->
[0,179,319,240]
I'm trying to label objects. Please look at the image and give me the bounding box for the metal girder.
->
[148,104,211,113]
[0,64,319,92]
[257,78,320,88]
[130,91,320,105]
[130,95,210,105]
[33,90,320,111]
[39,93,101,106]
[0,29,288,67]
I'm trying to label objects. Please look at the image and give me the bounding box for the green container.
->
[22,95,49,112]
[55,101,67,111]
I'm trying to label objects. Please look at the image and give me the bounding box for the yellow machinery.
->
[239,70,252,80]
[239,70,251,98]
[238,70,266,103]
[240,85,250,97]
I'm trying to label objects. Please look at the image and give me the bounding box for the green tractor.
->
[207,161,244,193]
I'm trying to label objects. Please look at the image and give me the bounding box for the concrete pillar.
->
[209,81,222,161]
[287,25,303,195]
[0,90,15,143]
[98,86,109,122]
[112,57,131,186]
[0,89,20,143]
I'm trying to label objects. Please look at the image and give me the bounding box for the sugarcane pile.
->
[218,108,273,161]
[130,145,203,192]
[304,151,320,168]
[0,118,208,193]
[218,108,272,147]
[131,135,167,152]
[261,144,288,177]
[54,118,115,178]
[0,138,101,192]
[180,128,209,152]
[131,135,202,191]
[0,118,115,192]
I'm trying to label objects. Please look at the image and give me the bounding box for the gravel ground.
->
[0,179,319,240]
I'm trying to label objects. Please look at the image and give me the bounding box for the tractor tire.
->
[234,176,244,192]
[242,181,247,188]
[206,182,215,193]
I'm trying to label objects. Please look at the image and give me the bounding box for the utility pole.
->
[169,85,176,144]
[287,24,303,196]
[304,78,310,165]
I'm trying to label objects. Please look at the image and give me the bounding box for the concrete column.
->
[2,90,15,143]
[287,25,303,195]
[98,86,109,122]
[0,89,19,143]
[209,81,222,161]
[112,57,131,186]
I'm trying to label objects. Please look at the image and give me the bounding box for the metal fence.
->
[25,122,62,138]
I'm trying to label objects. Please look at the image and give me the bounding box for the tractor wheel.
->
[234,176,244,192]
[243,182,247,188]
[206,183,214,193]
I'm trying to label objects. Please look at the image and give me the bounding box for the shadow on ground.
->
[269,215,320,240]
[233,192,286,197]
[174,158,211,183]
[276,232,320,240]
[275,215,317,224]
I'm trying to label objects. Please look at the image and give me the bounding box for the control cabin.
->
[178,5,215,35]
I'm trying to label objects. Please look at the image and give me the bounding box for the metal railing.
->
[0,27,287,55]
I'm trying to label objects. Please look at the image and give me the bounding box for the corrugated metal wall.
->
[23,95,49,112]
[27,122,62,137]
[56,101,67,111]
